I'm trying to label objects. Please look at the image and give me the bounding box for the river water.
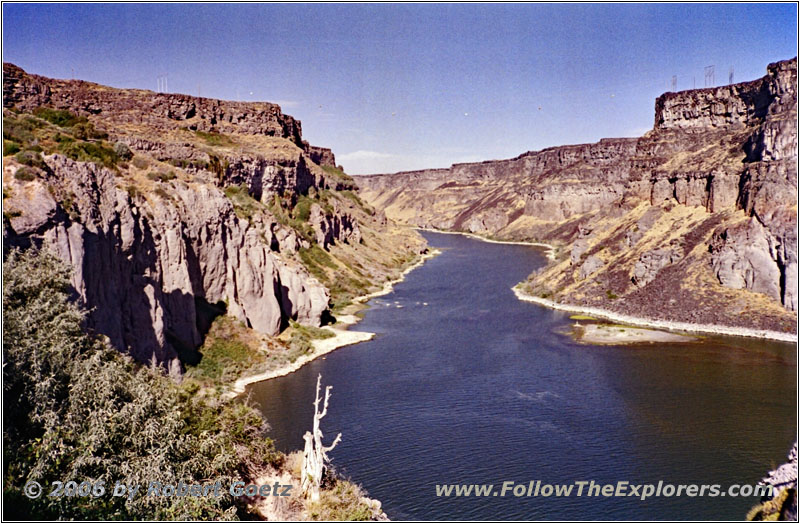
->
[247,231,796,520]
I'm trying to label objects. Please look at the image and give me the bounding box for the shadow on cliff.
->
[69,216,229,369]
[170,297,228,366]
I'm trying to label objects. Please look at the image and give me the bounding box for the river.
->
[246,231,797,520]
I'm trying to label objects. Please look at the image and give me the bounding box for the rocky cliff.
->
[358,58,797,334]
[3,63,424,365]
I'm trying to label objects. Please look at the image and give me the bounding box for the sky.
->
[3,3,797,174]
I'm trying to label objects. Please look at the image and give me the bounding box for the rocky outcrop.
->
[632,244,683,288]
[223,154,318,203]
[579,255,604,280]
[654,59,795,132]
[624,207,662,247]
[710,216,795,310]
[304,145,337,168]
[3,63,307,146]
[309,202,362,249]
[749,443,798,521]
[3,156,328,364]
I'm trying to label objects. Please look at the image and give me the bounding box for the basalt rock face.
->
[2,62,334,164]
[4,155,328,364]
[3,63,304,145]
[222,154,318,203]
[304,145,337,168]
[309,202,362,250]
[359,58,797,332]
[2,64,383,365]
[654,59,795,132]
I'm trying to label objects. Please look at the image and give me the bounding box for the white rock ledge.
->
[513,286,797,343]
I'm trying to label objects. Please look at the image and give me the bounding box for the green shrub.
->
[224,184,262,221]
[4,139,20,156]
[186,316,266,385]
[3,248,279,520]
[3,115,41,144]
[299,245,337,272]
[13,167,36,181]
[306,478,374,521]
[14,150,45,169]
[57,139,119,168]
[320,164,356,188]
[606,289,618,300]
[285,322,334,363]
[33,107,86,128]
[195,130,234,147]
[72,121,105,140]
[293,195,313,222]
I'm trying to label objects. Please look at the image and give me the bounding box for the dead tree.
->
[301,374,342,502]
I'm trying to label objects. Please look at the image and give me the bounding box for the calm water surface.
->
[247,231,796,520]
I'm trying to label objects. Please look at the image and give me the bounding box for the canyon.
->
[2,63,425,367]
[358,58,798,335]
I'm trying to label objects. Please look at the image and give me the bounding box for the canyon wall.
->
[2,63,383,365]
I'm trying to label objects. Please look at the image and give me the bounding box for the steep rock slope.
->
[358,58,797,334]
[3,64,425,365]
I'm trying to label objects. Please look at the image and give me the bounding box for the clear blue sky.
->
[3,3,797,174]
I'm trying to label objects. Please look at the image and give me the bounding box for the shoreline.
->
[514,285,797,343]
[228,249,441,396]
[410,227,794,344]
[414,227,557,260]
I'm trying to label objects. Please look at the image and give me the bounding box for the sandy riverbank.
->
[415,227,557,260]
[514,285,797,343]
[228,249,441,396]
[571,322,698,344]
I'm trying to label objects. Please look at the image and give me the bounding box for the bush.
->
[195,130,234,147]
[14,150,45,168]
[73,122,92,140]
[187,316,266,384]
[3,248,279,520]
[131,156,149,169]
[306,478,373,521]
[293,195,313,222]
[208,154,228,179]
[147,170,176,183]
[340,190,373,214]
[4,139,20,156]
[57,139,119,168]
[3,115,41,144]
[32,107,86,128]
[224,184,261,221]
[13,167,36,181]
[320,164,356,188]
[114,141,133,161]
